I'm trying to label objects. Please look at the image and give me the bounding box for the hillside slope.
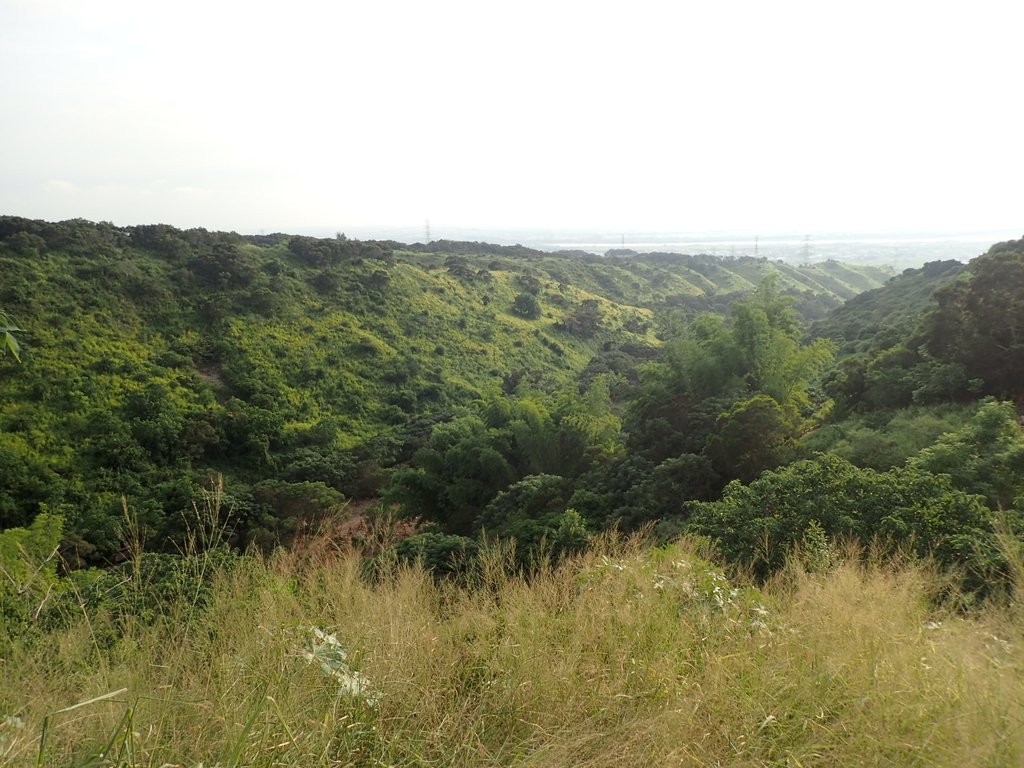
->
[0,216,889,559]
[808,259,966,353]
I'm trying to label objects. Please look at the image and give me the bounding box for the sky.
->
[1,0,1022,238]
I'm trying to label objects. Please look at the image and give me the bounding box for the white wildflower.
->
[299,627,379,705]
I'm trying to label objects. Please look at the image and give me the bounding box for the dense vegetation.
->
[0,216,889,562]
[3,217,1024,765]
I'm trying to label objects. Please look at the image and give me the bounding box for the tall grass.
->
[2,535,1023,767]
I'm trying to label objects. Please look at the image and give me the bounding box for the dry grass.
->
[2,537,1023,767]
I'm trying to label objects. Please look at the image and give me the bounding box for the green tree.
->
[909,399,1024,511]
[475,474,581,564]
[0,440,65,529]
[689,453,997,584]
[511,292,541,319]
[509,397,558,474]
[821,355,868,417]
[925,246,1024,400]
[190,240,256,289]
[123,382,187,464]
[386,416,517,535]
[506,381,622,478]
[705,395,800,483]
[730,276,834,409]
[662,313,744,402]
[561,299,603,338]
[512,292,542,319]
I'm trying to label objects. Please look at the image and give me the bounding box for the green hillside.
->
[809,259,966,353]
[0,217,888,561]
[809,237,1024,419]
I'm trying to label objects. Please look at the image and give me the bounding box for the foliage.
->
[389,532,480,578]
[0,311,21,361]
[809,259,965,355]
[817,243,1024,417]
[627,274,834,489]
[242,480,347,550]
[0,513,63,642]
[908,399,1024,511]
[923,245,1024,400]
[637,453,720,516]
[0,215,972,586]
[705,395,801,483]
[6,214,1024,763]
[511,292,541,319]
[802,402,977,469]
[385,415,517,535]
[475,474,579,564]
[83,547,238,625]
[688,453,999,585]
[1,217,685,556]
[560,298,604,337]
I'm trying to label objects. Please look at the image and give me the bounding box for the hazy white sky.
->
[1,0,1021,236]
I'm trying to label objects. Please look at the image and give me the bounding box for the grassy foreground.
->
[2,536,1023,767]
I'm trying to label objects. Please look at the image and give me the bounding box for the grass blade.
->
[224,689,267,768]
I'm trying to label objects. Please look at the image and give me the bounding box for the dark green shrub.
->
[391,532,479,577]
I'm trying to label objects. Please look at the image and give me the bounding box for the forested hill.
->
[0,216,889,561]
[808,259,966,353]
[806,236,1024,417]
[406,239,893,320]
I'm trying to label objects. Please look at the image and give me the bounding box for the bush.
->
[476,474,585,565]
[390,532,479,577]
[688,453,998,586]
[83,548,238,625]
[511,293,541,319]
[0,513,64,642]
